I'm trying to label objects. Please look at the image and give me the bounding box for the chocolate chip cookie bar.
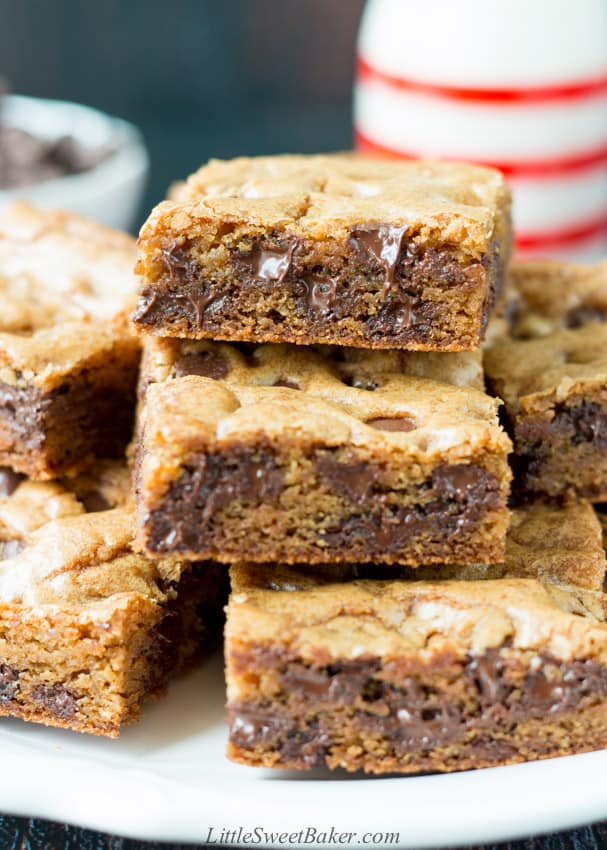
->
[0,462,225,736]
[485,259,607,500]
[225,502,607,773]
[135,338,511,566]
[133,154,511,351]
[500,258,607,338]
[0,202,140,478]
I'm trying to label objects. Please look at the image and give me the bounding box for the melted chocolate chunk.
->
[144,448,284,552]
[231,240,298,287]
[433,464,490,501]
[364,293,421,338]
[230,706,294,751]
[282,660,382,704]
[315,455,380,503]
[303,274,339,313]
[553,401,607,448]
[349,224,408,296]
[134,233,494,350]
[187,292,219,324]
[230,707,329,767]
[79,491,111,513]
[161,245,197,284]
[317,462,499,552]
[31,683,77,720]
[172,350,230,380]
[516,402,607,457]
[0,664,19,702]
[0,467,23,497]
[366,416,416,432]
[249,244,296,284]
[229,650,607,763]
[469,652,510,703]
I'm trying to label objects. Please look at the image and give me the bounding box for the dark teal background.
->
[1,0,364,220]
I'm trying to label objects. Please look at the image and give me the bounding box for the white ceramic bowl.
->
[0,95,149,231]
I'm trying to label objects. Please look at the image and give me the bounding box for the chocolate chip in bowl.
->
[0,80,112,188]
[0,83,148,230]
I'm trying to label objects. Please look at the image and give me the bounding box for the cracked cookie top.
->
[485,258,607,409]
[0,461,185,609]
[484,321,607,408]
[0,202,139,388]
[142,336,485,393]
[138,154,510,271]
[139,337,510,481]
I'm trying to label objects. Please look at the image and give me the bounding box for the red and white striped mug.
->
[354,0,607,260]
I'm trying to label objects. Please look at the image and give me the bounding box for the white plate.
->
[0,652,605,848]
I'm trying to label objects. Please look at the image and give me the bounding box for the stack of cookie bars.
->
[131,154,607,773]
[2,153,607,776]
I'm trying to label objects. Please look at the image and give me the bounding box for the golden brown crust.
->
[0,201,138,390]
[228,572,607,674]
[156,154,509,250]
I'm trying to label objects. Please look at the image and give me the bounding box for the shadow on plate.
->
[263,766,423,782]
[119,649,227,753]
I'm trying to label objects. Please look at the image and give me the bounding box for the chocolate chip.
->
[230,650,607,765]
[366,416,416,432]
[144,449,284,553]
[0,664,19,703]
[172,350,230,380]
[315,454,380,503]
[79,491,111,513]
[0,122,112,190]
[552,401,607,448]
[349,224,408,296]
[272,379,301,390]
[432,464,488,501]
[303,274,338,313]
[249,244,296,284]
[566,305,606,328]
[0,467,23,497]
[31,683,78,720]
